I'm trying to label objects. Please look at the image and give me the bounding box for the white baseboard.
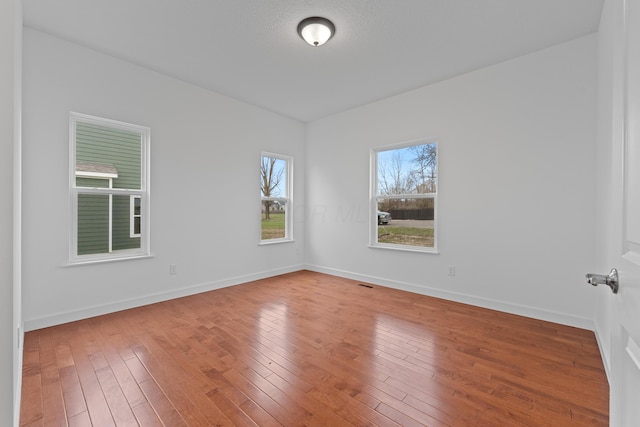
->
[24,264,305,331]
[305,264,596,331]
[593,325,613,384]
[24,262,595,332]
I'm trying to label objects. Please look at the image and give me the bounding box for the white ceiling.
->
[22,0,604,123]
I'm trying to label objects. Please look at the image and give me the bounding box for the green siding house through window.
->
[75,122,142,255]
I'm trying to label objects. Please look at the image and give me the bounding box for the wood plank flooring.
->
[20,270,609,426]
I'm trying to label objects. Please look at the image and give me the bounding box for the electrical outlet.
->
[448,266,456,277]
[170,264,177,275]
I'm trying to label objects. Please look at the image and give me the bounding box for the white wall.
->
[22,28,306,330]
[1,0,20,424]
[21,24,600,332]
[306,35,598,328]
[0,0,13,422]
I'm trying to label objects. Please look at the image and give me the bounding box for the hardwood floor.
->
[20,271,609,426]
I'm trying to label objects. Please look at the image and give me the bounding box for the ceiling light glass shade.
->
[297,17,335,47]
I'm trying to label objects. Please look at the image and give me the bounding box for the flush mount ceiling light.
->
[297,17,335,47]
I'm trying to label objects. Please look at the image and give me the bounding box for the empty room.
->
[3,0,640,425]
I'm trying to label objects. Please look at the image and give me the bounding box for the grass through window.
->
[261,212,285,240]
[377,225,434,247]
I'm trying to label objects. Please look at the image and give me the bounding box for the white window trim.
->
[370,138,439,253]
[69,112,151,264]
[260,151,293,244]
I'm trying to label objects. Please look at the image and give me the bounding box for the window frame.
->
[69,112,151,264]
[259,151,293,244]
[370,138,439,253]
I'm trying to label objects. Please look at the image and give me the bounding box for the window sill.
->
[259,239,295,246]
[369,244,439,254]
[67,253,154,267]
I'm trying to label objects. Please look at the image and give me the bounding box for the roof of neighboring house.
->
[76,162,118,177]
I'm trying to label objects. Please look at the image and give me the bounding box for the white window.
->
[260,152,292,243]
[371,139,438,252]
[70,113,150,263]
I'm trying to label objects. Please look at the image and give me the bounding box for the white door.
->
[605,0,640,424]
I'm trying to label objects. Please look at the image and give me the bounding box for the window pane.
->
[130,196,141,238]
[377,198,435,248]
[113,195,141,250]
[377,143,437,195]
[260,156,287,198]
[261,200,286,240]
[77,194,110,255]
[76,122,142,190]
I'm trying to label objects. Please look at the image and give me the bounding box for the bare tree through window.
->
[260,156,284,221]
[260,153,291,242]
[373,141,438,250]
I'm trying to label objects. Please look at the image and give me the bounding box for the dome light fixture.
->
[297,16,335,47]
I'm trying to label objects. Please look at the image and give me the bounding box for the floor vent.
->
[358,283,374,288]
